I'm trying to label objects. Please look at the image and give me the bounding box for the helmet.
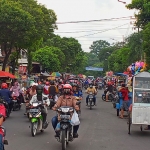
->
[50,81,54,85]
[63,84,72,90]
[45,82,49,85]
[63,84,72,94]
[31,82,38,87]
[1,83,8,89]
[36,85,43,101]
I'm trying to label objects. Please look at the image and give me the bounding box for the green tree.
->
[108,47,130,72]
[90,40,110,56]
[127,0,150,28]
[33,46,61,72]
[0,0,35,71]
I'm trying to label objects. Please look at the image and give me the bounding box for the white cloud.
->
[37,0,136,52]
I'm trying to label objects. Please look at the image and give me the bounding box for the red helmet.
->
[45,82,49,85]
[63,84,72,90]
[1,83,8,89]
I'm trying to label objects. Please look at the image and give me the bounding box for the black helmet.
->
[50,80,54,85]
[36,85,43,101]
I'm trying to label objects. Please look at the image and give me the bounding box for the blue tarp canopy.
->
[114,73,127,76]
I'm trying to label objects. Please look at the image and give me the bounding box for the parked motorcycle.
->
[29,100,48,137]
[12,96,21,111]
[0,125,8,150]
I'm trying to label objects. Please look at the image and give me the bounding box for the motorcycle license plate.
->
[89,96,93,98]
[13,100,17,102]
[30,109,38,113]
[60,115,70,119]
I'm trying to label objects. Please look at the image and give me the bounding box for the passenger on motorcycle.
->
[30,85,50,128]
[86,84,97,106]
[105,81,113,102]
[10,81,24,104]
[51,84,80,138]
[29,83,38,97]
[72,83,82,98]
[0,83,13,112]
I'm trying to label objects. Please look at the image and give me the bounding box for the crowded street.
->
[4,89,150,150]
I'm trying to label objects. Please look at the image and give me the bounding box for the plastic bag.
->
[55,95,58,102]
[71,110,80,126]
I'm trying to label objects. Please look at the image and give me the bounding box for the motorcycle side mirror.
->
[76,101,81,105]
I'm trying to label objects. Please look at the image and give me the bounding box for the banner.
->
[85,66,103,71]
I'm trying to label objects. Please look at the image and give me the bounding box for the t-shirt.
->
[120,88,129,101]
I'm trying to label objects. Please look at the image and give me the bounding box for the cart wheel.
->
[128,112,131,135]
[140,125,143,131]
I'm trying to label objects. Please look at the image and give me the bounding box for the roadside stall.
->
[128,71,150,134]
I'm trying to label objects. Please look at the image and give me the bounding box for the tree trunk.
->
[1,42,12,71]
[27,49,32,75]
[11,49,20,74]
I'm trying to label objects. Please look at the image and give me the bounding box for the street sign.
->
[85,66,103,71]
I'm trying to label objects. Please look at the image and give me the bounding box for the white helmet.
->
[31,82,38,86]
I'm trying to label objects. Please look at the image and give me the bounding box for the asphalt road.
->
[4,90,150,150]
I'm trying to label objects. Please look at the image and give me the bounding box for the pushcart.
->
[128,71,150,134]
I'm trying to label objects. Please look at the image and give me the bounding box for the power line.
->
[56,16,134,24]
[75,23,129,38]
[54,27,132,33]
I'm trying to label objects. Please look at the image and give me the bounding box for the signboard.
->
[85,66,103,71]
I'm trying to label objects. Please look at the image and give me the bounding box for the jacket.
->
[86,87,97,95]
[52,95,79,120]
[0,89,11,103]
[30,94,50,113]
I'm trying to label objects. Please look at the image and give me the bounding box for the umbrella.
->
[51,72,61,77]
[0,71,16,79]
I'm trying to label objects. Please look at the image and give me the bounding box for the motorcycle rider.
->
[105,81,114,102]
[43,81,50,95]
[86,83,97,106]
[49,81,58,100]
[30,85,50,128]
[51,84,79,138]
[0,83,13,112]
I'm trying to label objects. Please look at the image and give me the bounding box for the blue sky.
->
[37,0,136,52]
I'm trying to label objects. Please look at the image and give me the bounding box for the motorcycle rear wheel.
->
[90,101,92,110]
[61,130,67,150]
[31,122,37,137]
[102,95,106,101]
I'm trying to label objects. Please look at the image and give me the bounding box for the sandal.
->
[119,116,123,119]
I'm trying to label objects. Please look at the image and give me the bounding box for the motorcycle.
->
[55,106,75,150]
[84,84,88,89]
[98,82,103,90]
[87,92,95,110]
[12,96,21,111]
[29,99,48,137]
[49,95,56,110]
[0,125,8,150]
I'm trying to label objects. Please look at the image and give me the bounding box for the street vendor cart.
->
[128,71,150,134]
